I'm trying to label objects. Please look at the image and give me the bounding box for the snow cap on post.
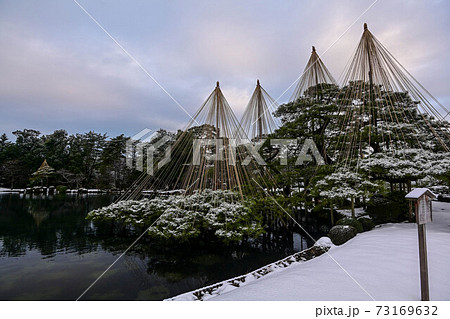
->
[405,188,437,200]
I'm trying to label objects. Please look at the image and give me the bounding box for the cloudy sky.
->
[1,0,449,139]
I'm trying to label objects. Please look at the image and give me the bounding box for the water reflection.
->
[0,194,108,258]
[0,193,315,300]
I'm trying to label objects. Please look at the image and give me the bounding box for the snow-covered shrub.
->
[149,198,264,242]
[328,225,357,245]
[87,189,264,243]
[360,149,450,186]
[311,167,381,219]
[335,217,363,233]
[86,196,177,227]
[315,168,380,201]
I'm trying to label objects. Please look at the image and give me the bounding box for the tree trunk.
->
[351,196,355,218]
[330,205,335,225]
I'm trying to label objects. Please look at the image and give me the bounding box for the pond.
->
[0,193,315,300]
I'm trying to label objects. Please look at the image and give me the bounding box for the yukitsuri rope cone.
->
[290,46,337,101]
[240,80,279,141]
[328,23,450,168]
[118,82,274,202]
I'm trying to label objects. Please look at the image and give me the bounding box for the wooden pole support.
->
[417,223,430,301]
[406,189,435,301]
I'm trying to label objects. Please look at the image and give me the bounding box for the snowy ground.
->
[205,201,450,301]
[0,188,24,193]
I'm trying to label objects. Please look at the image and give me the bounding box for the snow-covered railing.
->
[166,237,333,301]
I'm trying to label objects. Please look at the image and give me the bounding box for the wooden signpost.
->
[405,188,436,301]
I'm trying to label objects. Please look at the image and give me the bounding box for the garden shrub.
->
[87,189,264,243]
[357,216,375,231]
[335,217,363,233]
[366,191,408,224]
[328,225,357,245]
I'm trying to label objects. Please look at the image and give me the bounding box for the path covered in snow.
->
[209,201,450,301]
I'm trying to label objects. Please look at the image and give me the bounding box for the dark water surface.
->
[0,193,311,300]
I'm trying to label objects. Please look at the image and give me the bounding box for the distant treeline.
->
[0,129,140,189]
